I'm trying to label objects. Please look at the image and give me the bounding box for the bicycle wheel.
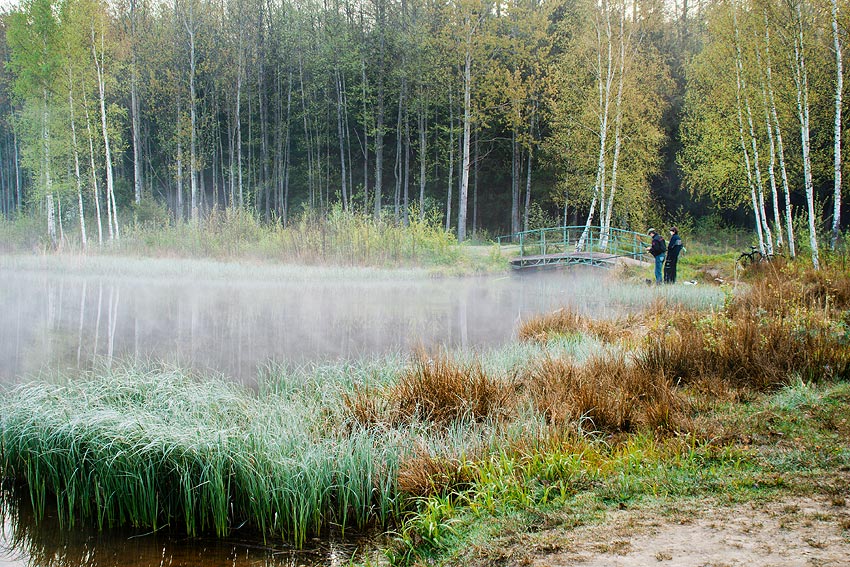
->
[737,252,756,269]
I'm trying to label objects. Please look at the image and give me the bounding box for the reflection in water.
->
[0,266,605,384]
[0,490,367,567]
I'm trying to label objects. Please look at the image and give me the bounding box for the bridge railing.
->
[497,226,647,261]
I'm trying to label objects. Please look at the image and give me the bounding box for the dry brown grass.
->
[344,351,514,428]
[524,354,690,434]
[396,445,478,497]
[639,262,850,391]
[391,352,514,425]
[518,308,585,342]
[518,307,650,346]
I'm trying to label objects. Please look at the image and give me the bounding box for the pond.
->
[0,255,612,385]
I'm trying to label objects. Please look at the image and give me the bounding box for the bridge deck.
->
[510,251,646,270]
[498,225,649,270]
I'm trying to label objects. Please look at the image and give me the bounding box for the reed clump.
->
[344,352,514,427]
[0,366,400,547]
[518,307,649,346]
[396,446,478,498]
[638,263,850,390]
[391,352,513,425]
[116,206,465,268]
[525,354,689,434]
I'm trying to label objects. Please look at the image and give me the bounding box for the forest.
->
[0,0,846,262]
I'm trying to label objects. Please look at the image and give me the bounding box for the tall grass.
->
[118,207,466,269]
[0,365,402,546]
[639,261,850,390]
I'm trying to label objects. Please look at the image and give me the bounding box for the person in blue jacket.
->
[646,228,666,285]
[664,226,683,284]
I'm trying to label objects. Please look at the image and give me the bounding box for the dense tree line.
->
[0,0,845,262]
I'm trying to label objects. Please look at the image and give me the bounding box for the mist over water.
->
[0,257,611,384]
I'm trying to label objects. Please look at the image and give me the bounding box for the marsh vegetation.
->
[2,252,849,566]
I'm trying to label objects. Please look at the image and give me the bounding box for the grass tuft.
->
[391,351,513,425]
[525,354,689,434]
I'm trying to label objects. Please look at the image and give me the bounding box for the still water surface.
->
[0,255,614,566]
[0,257,608,384]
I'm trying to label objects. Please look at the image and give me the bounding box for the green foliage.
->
[131,198,171,229]
[114,207,472,269]
[0,215,46,252]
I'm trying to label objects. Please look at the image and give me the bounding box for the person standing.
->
[664,227,683,284]
[646,228,666,285]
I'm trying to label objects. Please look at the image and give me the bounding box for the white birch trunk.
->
[82,90,103,245]
[602,6,628,251]
[184,4,198,224]
[732,4,765,253]
[92,22,118,241]
[458,36,472,243]
[130,0,142,205]
[577,5,614,253]
[69,69,86,250]
[831,0,843,249]
[793,7,820,269]
[764,17,795,257]
[42,91,57,248]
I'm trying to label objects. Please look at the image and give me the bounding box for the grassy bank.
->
[0,208,504,275]
[1,258,849,564]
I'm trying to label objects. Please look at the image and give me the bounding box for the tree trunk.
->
[283,67,292,224]
[336,68,348,210]
[83,90,103,245]
[757,48,784,249]
[403,93,410,226]
[68,69,87,250]
[394,79,404,222]
[361,58,369,211]
[831,0,843,249]
[446,91,454,231]
[793,6,820,269]
[763,17,795,257]
[43,90,56,246]
[130,0,142,205]
[418,91,427,222]
[578,5,614,253]
[472,128,479,235]
[183,4,198,224]
[511,129,519,236]
[92,24,119,240]
[458,34,472,243]
[236,34,244,208]
[732,4,765,253]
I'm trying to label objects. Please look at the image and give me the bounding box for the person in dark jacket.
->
[646,228,666,284]
[664,226,683,284]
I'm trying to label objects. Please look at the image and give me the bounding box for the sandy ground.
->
[530,496,850,567]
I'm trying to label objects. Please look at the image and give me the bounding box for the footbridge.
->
[497,226,649,270]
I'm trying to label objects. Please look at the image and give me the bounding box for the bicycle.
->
[736,245,774,269]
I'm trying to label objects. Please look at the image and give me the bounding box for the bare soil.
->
[530,496,850,567]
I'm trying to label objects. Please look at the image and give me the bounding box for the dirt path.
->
[531,496,850,567]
